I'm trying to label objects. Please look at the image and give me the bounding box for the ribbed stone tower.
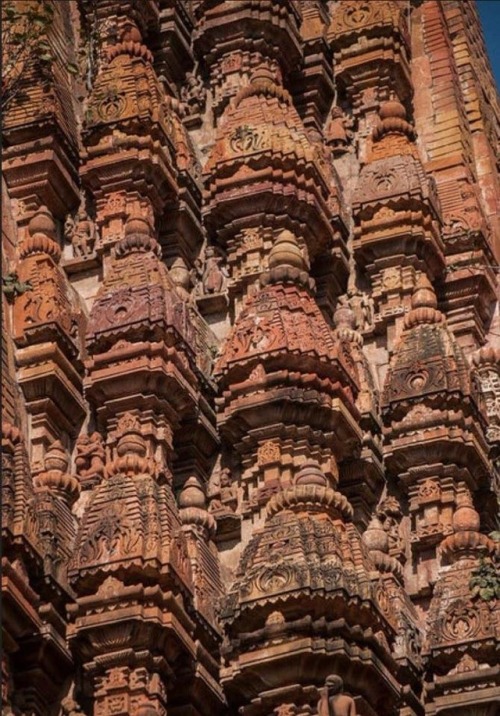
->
[2,1,499,714]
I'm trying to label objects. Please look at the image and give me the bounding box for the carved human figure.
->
[317,675,357,716]
[180,70,206,114]
[199,246,227,294]
[376,497,403,553]
[208,468,237,514]
[345,287,373,331]
[64,214,75,244]
[220,468,238,509]
[326,107,353,153]
[71,210,96,257]
[75,432,105,481]
[360,292,374,330]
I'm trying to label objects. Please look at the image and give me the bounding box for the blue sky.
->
[477,0,500,90]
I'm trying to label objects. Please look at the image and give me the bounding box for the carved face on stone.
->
[326,675,343,695]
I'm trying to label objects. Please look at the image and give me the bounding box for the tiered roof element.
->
[193,0,302,117]
[214,232,361,529]
[220,460,412,715]
[425,490,499,713]
[382,277,494,597]
[204,68,348,310]
[1,2,499,715]
[353,100,445,336]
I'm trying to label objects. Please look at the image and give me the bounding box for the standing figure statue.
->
[180,70,206,115]
[70,209,97,257]
[198,246,227,295]
[317,675,357,716]
[325,106,354,154]
[74,432,105,484]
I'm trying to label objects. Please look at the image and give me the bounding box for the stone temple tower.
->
[2,1,499,714]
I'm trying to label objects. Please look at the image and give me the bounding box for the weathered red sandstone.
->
[1,1,499,715]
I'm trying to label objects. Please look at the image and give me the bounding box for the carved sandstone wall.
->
[2,2,499,715]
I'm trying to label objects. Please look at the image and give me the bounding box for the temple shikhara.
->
[2,0,500,714]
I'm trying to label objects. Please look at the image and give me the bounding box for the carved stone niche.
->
[207,467,241,543]
[409,472,455,552]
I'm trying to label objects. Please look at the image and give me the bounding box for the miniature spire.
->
[440,489,496,561]
[33,440,80,505]
[266,459,352,521]
[114,214,161,258]
[260,230,314,290]
[373,98,416,142]
[20,206,61,262]
[179,475,216,537]
[404,274,443,329]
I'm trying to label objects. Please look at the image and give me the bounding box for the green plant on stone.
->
[469,557,500,602]
[2,272,32,302]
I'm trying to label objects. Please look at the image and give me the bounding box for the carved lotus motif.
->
[440,600,481,642]
[97,88,127,121]
[255,562,302,594]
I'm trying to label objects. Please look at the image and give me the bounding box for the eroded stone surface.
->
[1,2,499,715]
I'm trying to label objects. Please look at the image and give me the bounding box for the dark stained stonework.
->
[1,1,499,715]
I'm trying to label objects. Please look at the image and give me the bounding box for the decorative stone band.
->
[33,469,80,503]
[266,484,353,521]
[440,530,497,561]
[104,453,157,480]
[114,233,162,258]
[180,506,216,539]
[107,41,153,63]
[19,233,62,262]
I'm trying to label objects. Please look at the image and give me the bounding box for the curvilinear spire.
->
[1,1,499,715]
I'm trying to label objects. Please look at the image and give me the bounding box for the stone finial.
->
[28,205,57,239]
[116,414,147,457]
[44,440,69,473]
[379,99,407,121]
[362,515,402,578]
[472,346,500,368]
[452,490,480,533]
[20,206,61,261]
[179,476,216,537]
[104,412,158,480]
[362,516,389,554]
[179,476,206,509]
[334,304,356,331]
[294,460,327,487]
[404,275,443,329]
[170,256,191,298]
[120,22,142,44]
[250,65,276,87]
[411,274,437,310]
[267,459,352,521]
[268,230,307,271]
[262,231,314,290]
[107,22,153,62]
[373,99,416,141]
[115,214,161,258]
[33,440,80,504]
[440,489,496,560]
